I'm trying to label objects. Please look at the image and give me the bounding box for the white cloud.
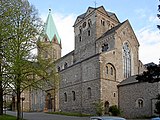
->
[134,9,147,19]
[136,26,160,65]
[149,15,159,23]
[53,13,76,56]
[136,14,160,65]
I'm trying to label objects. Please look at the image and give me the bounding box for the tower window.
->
[101,19,105,26]
[87,87,92,99]
[79,36,82,42]
[64,93,67,102]
[102,43,109,52]
[111,67,113,75]
[88,30,91,36]
[106,66,108,74]
[64,62,68,69]
[72,91,76,101]
[83,22,86,28]
[88,19,92,27]
[113,92,116,97]
[106,63,116,81]
[79,26,82,34]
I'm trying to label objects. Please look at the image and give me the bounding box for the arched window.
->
[72,91,76,101]
[111,67,113,75]
[88,30,91,36]
[138,99,143,108]
[87,87,92,99]
[101,19,105,26]
[64,62,68,69]
[79,26,82,34]
[106,63,116,81]
[123,42,131,78]
[106,66,108,74]
[102,43,109,52]
[88,19,92,27]
[64,93,67,102]
[136,98,144,108]
[79,36,82,42]
[113,92,116,97]
[83,22,86,28]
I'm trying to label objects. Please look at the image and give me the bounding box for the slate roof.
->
[107,11,114,16]
[78,13,86,19]
[97,20,126,40]
[76,6,118,21]
[118,75,138,86]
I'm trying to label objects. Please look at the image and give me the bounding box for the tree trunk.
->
[0,80,3,115]
[0,59,3,115]
[16,85,21,120]
[53,89,56,112]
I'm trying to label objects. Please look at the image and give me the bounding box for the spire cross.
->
[94,0,97,8]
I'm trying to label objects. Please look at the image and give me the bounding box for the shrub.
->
[93,100,104,116]
[109,105,121,116]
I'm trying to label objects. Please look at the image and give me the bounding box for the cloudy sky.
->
[28,0,160,64]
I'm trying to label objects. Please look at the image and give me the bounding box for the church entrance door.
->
[104,101,109,114]
[45,93,52,112]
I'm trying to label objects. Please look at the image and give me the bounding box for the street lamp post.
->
[21,94,25,119]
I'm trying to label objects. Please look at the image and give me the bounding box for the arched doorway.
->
[104,101,109,114]
[45,93,52,112]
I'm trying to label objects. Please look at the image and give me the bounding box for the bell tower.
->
[38,9,61,61]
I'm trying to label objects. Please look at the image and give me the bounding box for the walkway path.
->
[7,111,90,120]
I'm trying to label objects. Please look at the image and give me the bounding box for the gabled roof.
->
[73,6,119,27]
[44,9,61,44]
[97,20,125,40]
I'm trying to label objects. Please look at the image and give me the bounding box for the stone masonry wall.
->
[119,82,159,118]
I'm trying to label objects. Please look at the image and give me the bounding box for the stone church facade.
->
[21,6,146,116]
[54,6,143,114]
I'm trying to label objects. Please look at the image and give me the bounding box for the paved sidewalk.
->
[6,111,90,120]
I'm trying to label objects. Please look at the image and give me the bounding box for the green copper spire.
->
[44,9,61,44]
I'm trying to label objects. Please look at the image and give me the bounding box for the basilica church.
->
[20,6,158,118]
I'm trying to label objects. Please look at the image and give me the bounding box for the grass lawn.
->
[0,114,17,120]
[47,111,92,117]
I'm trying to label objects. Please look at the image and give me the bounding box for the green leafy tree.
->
[93,100,104,116]
[0,0,47,119]
[1,1,59,119]
[136,65,160,83]
[0,0,17,115]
